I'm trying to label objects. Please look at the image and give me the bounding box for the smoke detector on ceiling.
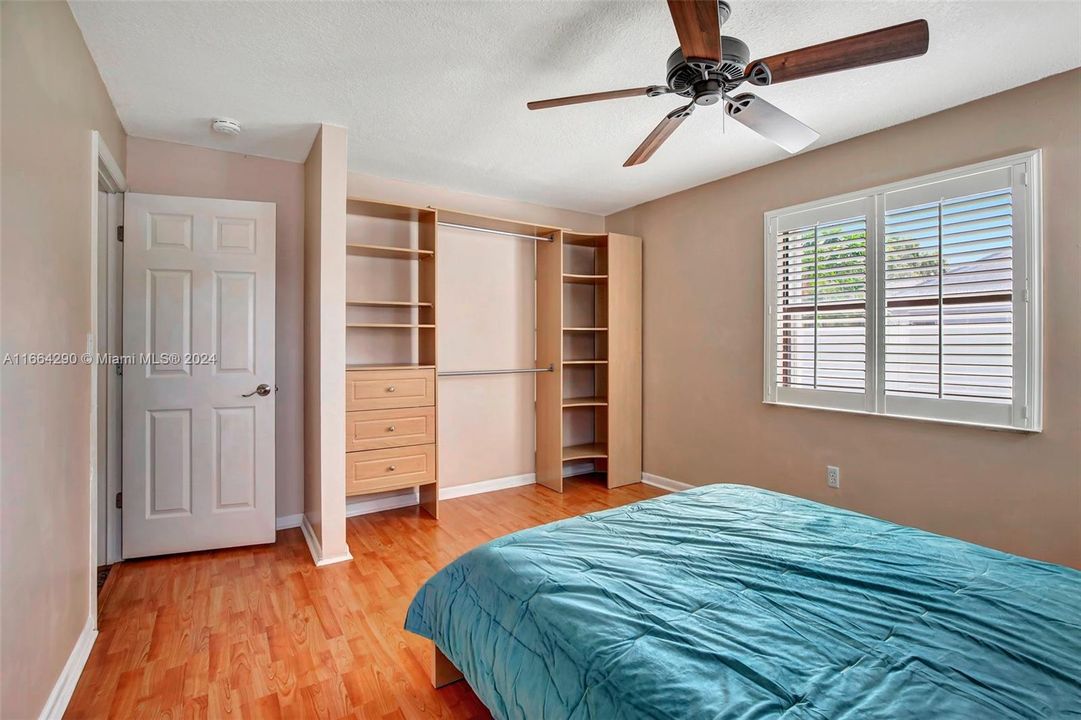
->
[210,118,242,136]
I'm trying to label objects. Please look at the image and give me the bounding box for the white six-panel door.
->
[122,193,276,558]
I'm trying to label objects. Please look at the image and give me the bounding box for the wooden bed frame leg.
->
[432,643,464,688]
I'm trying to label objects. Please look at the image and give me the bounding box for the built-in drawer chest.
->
[345,367,438,516]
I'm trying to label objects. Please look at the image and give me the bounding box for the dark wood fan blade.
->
[667,0,721,65]
[744,19,929,86]
[527,87,654,110]
[624,104,694,167]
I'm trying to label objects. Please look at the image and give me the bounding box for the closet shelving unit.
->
[344,199,439,517]
[536,231,642,491]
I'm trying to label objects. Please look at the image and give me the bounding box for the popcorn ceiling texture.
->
[71,1,1080,214]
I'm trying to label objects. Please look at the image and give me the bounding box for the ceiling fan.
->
[526,1,929,166]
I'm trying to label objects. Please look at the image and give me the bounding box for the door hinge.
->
[115,362,123,377]
[117,225,124,242]
[1021,171,1029,187]
[115,491,122,509]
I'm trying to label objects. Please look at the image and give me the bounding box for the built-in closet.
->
[303,140,642,562]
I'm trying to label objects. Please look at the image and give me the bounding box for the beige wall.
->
[0,2,128,717]
[125,138,307,518]
[607,69,1081,568]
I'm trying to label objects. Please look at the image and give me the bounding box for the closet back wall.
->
[437,226,534,487]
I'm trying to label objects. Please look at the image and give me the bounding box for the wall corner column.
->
[302,123,351,565]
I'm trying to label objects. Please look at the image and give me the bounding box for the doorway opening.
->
[90,131,126,622]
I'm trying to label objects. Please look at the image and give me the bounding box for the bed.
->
[404,484,1081,719]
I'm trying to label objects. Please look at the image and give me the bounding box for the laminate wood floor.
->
[66,476,666,719]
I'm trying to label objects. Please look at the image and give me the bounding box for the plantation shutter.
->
[764,154,1038,431]
[882,166,1025,426]
[768,197,874,411]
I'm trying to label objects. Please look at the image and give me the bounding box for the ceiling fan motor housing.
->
[666,35,750,103]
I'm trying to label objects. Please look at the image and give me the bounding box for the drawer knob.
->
[386,386,396,393]
[387,425,396,432]
[387,465,397,472]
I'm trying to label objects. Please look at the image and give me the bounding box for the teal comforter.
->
[404,484,1081,719]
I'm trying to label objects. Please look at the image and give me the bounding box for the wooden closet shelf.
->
[346,363,436,371]
[346,299,433,308]
[562,443,608,461]
[562,274,607,285]
[562,396,608,408]
[563,234,608,248]
[563,327,608,332]
[346,243,433,259]
[346,323,435,329]
[563,359,608,365]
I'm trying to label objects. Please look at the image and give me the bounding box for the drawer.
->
[346,444,436,496]
[346,368,435,411]
[346,406,435,452]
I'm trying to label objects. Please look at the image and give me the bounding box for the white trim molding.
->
[439,473,535,500]
[300,514,353,567]
[275,513,304,531]
[347,489,421,518]
[38,616,97,720]
[641,472,693,492]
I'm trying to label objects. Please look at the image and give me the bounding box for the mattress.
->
[404,484,1081,719]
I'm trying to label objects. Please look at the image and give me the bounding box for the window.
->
[764,152,1041,431]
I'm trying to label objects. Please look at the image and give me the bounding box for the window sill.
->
[762,399,1041,434]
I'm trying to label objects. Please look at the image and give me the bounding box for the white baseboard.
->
[439,472,534,500]
[562,461,596,478]
[346,488,420,518]
[299,514,353,567]
[275,513,304,530]
[276,461,606,528]
[38,614,97,720]
[439,461,596,501]
[641,472,693,492]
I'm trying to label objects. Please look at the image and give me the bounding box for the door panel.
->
[147,409,192,516]
[214,271,256,374]
[213,406,256,510]
[147,269,192,376]
[123,193,276,558]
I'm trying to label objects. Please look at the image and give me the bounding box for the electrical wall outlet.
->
[826,466,841,489]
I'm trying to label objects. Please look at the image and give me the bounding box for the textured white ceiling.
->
[71,1,1081,215]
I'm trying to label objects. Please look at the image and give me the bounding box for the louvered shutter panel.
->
[882,166,1021,425]
[770,197,873,411]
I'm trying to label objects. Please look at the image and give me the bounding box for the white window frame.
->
[763,150,1042,432]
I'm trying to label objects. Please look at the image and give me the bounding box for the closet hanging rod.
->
[437,221,555,242]
[438,364,554,377]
